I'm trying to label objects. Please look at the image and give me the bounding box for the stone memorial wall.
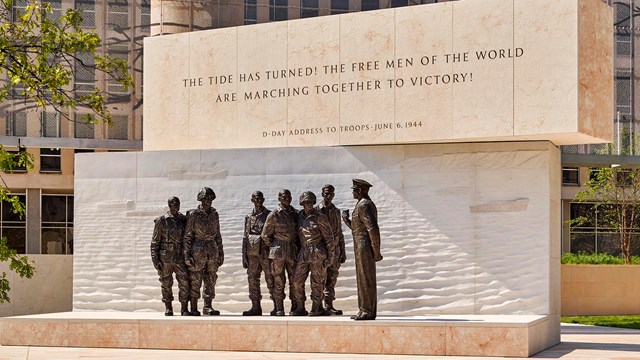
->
[73,142,560,315]
[143,0,612,151]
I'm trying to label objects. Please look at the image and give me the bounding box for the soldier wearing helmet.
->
[183,187,224,316]
[290,191,336,316]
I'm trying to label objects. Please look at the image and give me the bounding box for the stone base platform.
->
[0,312,559,357]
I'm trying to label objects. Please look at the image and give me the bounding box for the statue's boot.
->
[270,299,277,316]
[309,301,329,316]
[324,300,343,316]
[275,299,285,316]
[289,299,308,316]
[290,301,308,316]
[190,298,201,316]
[163,301,173,316]
[203,298,220,316]
[242,300,262,316]
[180,301,191,316]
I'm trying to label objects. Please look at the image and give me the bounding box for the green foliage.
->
[571,167,640,264]
[561,315,640,330]
[0,0,133,123]
[561,252,640,265]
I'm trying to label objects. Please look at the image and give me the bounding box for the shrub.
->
[561,252,640,265]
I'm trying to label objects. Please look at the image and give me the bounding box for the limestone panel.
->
[451,0,513,139]
[514,0,579,137]
[236,22,288,148]
[394,3,453,142]
[578,0,614,141]
[143,35,190,151]
[286,16,340,147]
[188,28,238,150]
[338,11,395,145]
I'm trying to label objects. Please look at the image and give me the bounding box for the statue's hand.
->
[374,253,383,262]
[153,261,162,271]
[242,255,249,269]
[339,252,346,264]
[185,256,194,268]
[341,209,350,220]
[218,254,224,266]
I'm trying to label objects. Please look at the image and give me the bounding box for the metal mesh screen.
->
[41,112,60,138]
[108,115,129,140]
[7,112,27,137]
[74,115,95,139]
[75,0,96,28]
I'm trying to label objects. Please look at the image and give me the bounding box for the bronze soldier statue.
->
[151,196,190,316]
[342,179,382,321]
[261,189,300,316]
[242,191,274,316]
[291,191,335,316]
[183,187,224,316]
[316,184,346,315]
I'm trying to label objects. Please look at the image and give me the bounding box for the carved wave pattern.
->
[73,145,554,315]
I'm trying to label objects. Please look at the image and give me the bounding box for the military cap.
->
[299,191,317,205]
[197,187,216,201]
[351,178,373,189]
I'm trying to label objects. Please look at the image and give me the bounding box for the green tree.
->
[572,168,640,264]
[0,0,132,303]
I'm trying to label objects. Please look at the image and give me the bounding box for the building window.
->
[74,52,95,99]
[40,112,60,138]
[140,0,150,28]
[6,112,27,137]
[269,0,288,21]
[331,0,349,14]
[244,0,257,24]
[361,0,378,11]
[75,0,96,28]
[569,202,640,256]
[40,148,62,173]
[107,0,129,31]
[108,115,129,140]
[391,0,407,7]
[4,150,28,173]
[107,46,130,100]
[1,195,27,254]
[74,115,95,139]
[41,195,73,254]
[562,167,579,186]
[301,0,318,18]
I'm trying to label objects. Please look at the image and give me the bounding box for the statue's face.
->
[279,191,292,206]
[251,193,264,207]
[301,200,315,213]
[322,188,334,204]
[201,198,213,208]
[352,187,362,199]
[168,200,180,215]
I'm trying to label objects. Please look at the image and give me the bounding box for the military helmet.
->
[299,191,317,206]
[197,187,216,201]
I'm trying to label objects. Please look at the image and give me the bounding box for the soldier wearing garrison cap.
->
[342,179,382,321]
[183,187,224,316]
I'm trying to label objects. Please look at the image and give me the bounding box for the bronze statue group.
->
[150,179,383,321]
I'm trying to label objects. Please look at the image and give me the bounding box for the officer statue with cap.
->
[291,191,336,316]
[342,179,382,321]
[151,196,190,316]
[316,184,346,315]
[242,191,274,316]
[183,187,224,316]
